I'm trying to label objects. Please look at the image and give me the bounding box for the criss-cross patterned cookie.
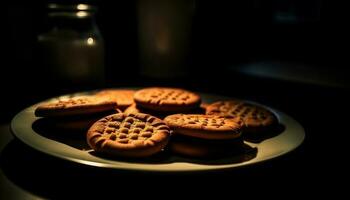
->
[95,89,135,110]
[206,100,278,132]
[164,114,243,140]
[133,87,201,112]
[35,96,118,117]
[87,113,171,157]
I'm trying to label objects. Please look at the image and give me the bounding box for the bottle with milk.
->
[38,3,105,90]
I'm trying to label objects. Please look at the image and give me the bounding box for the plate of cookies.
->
[11,87,305,172]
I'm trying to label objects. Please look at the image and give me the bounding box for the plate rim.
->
[10,90,305,172]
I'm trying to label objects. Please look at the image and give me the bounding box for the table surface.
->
[0,78,347,198]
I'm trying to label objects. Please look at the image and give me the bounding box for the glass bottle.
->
[38,3,105,90]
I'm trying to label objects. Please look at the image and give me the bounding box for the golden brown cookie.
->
[164,114,243,140]
[200,103,209,110]
[87,113,171,157]
[35,96,118,118]
[95,89,135,110]
[123,103,166,119]
[124,103,143,114]
[36,109,122,132]
[206,100,278,133]
[133,87,201,112]
[124,103,205,120]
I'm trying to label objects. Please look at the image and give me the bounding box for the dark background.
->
[3,0,340,122]
[1,0,349,197]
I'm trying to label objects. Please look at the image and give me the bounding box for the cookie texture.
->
[38,110,121,132]
[35,96,118,117]
[134,87,201,112]
[87,113,170,157]
[164,114,243,140]
[95,89,135,110]
[124,104,144,115]
[206,100,277,132]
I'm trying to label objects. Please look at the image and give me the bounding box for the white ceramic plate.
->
[10,91,305,172]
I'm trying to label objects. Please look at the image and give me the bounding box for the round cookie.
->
[35,96,118,118]
[95,89,135,110]
[36,109,122,132]
[206,100,278,132]
[164,114,243,140]
[87,113,171,157]
[133,87,201,112]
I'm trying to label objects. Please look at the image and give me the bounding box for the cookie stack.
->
[35,87,278,158]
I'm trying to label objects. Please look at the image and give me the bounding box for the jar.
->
[38,3,105,90]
